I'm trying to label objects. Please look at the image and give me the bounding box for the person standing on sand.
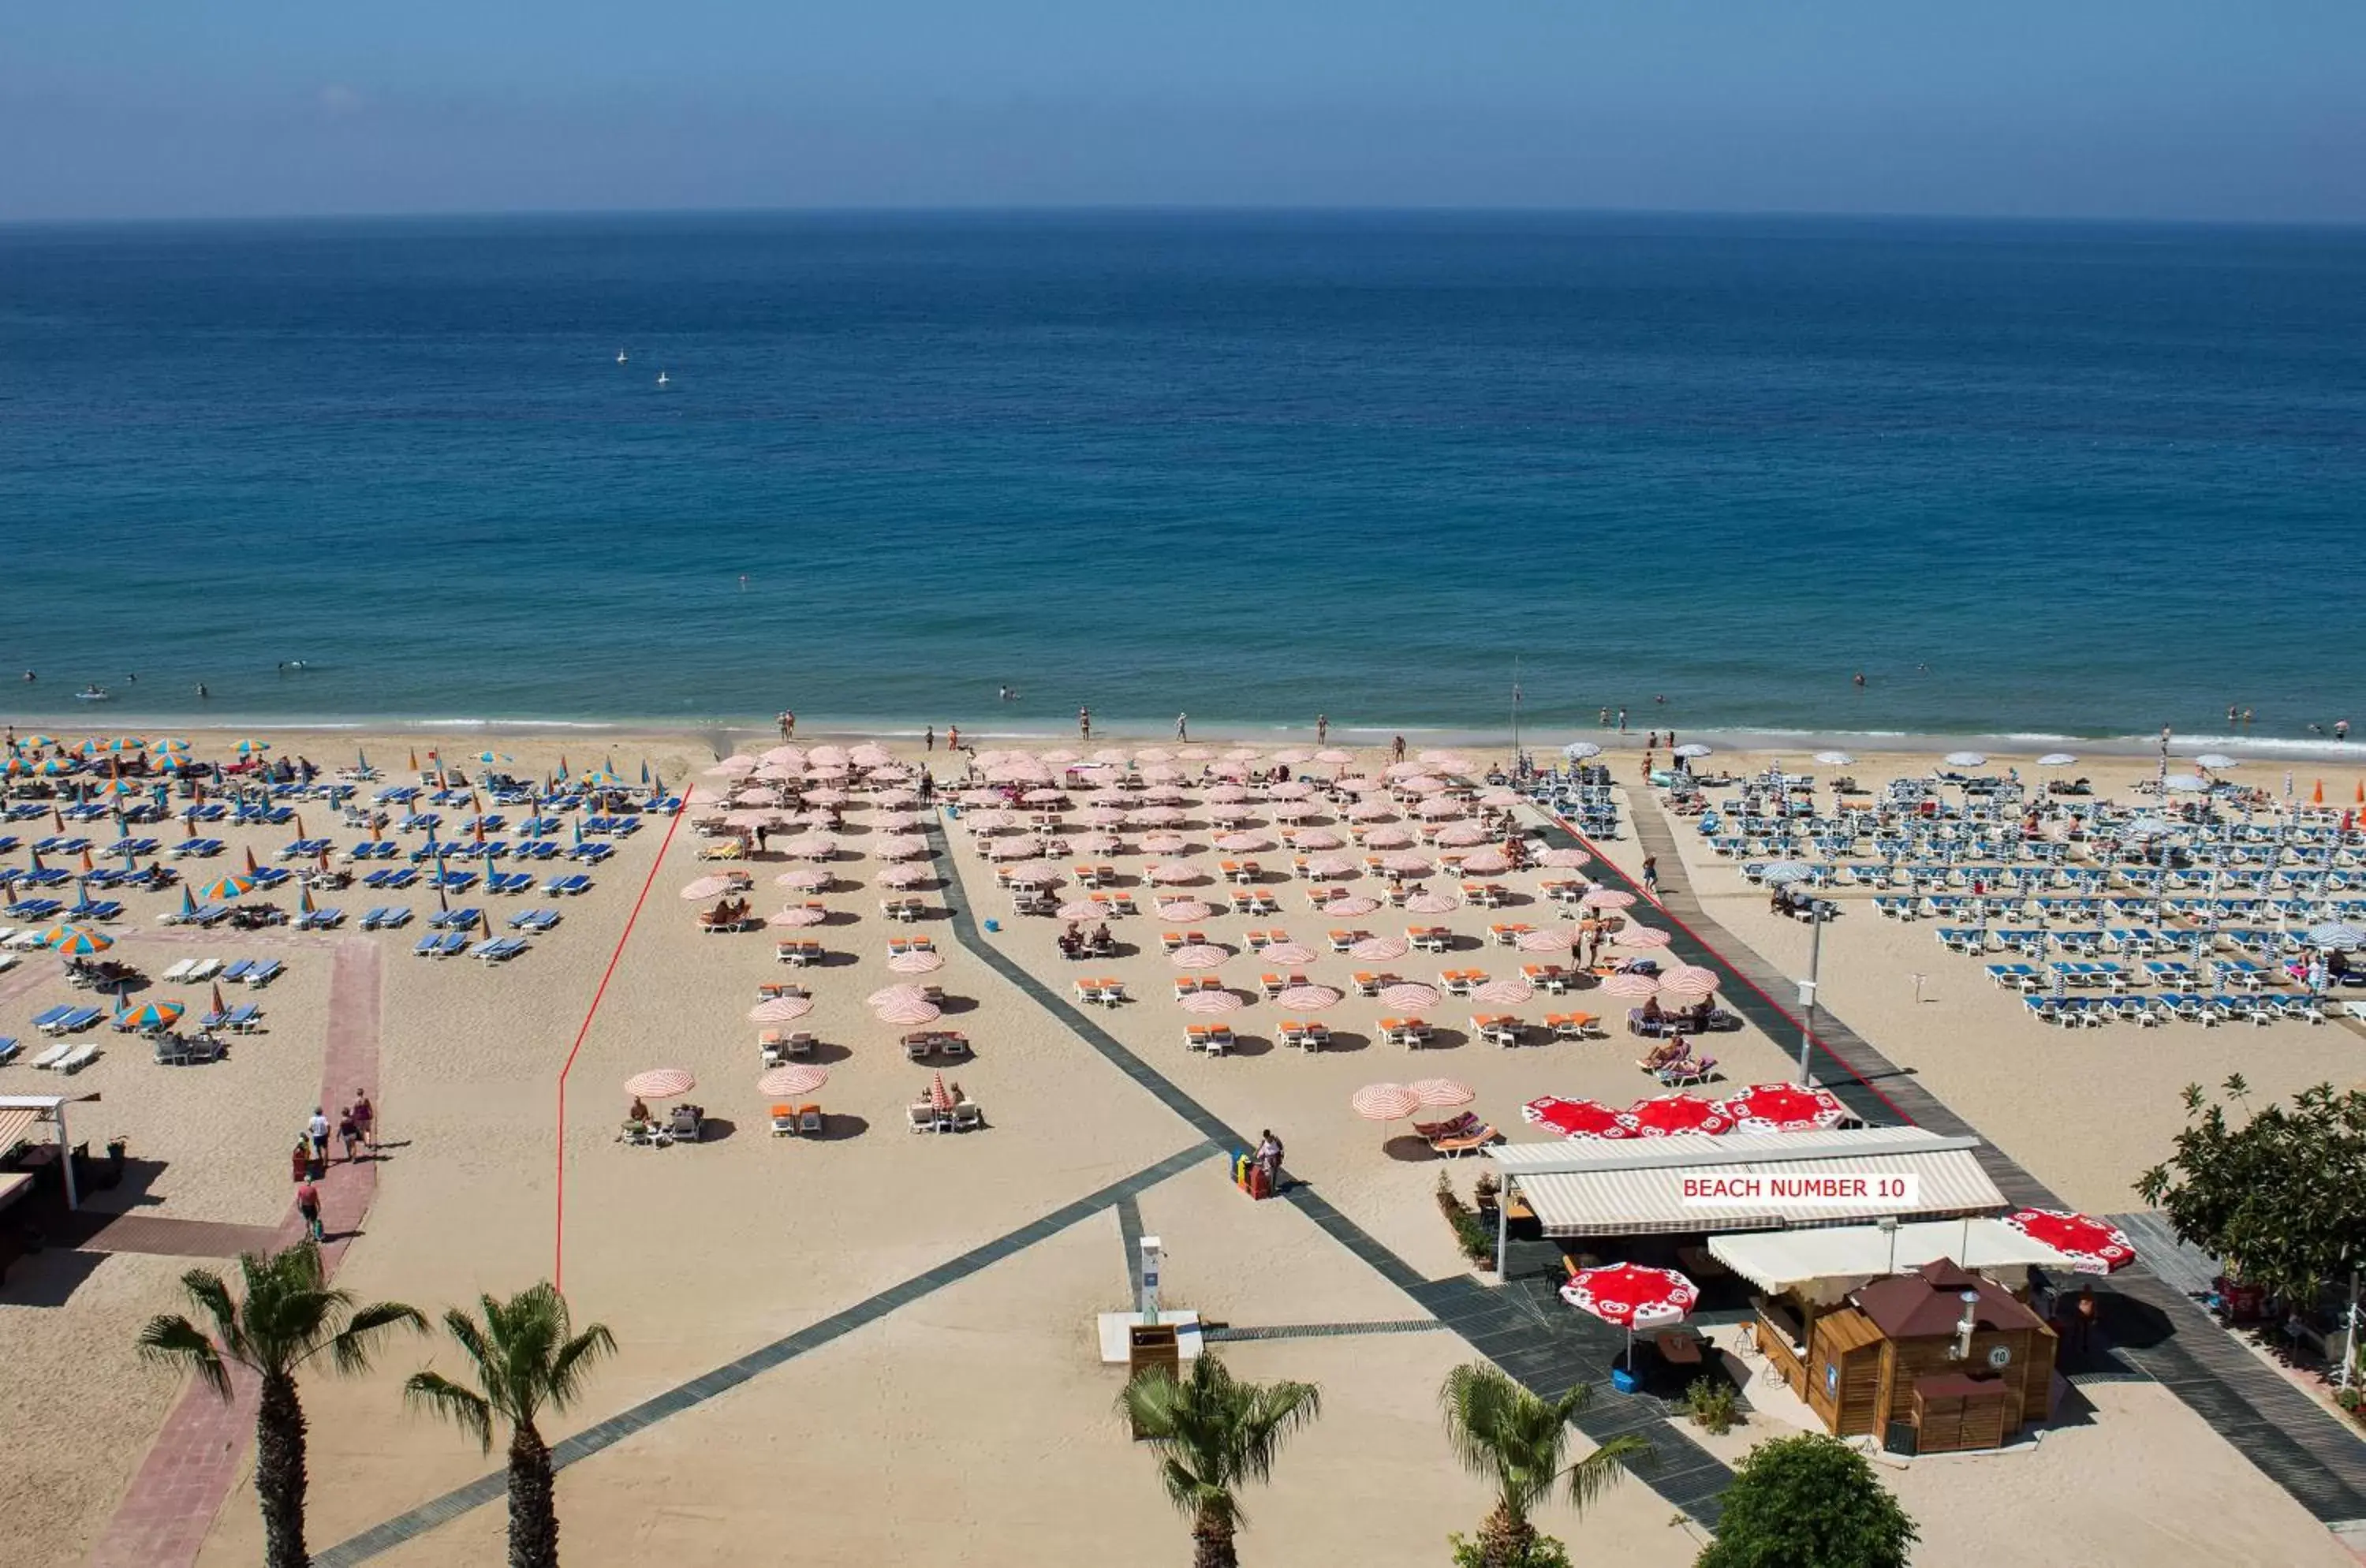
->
[1316,715,1329,745]
[947,724,960,753]
[1079,707,1091,741]
[784,711,796,738]
[1616,708,1628,733]
[924,726,935,752]
[1390,734,1406,763]
[1176,713,1189,741]
[296,1179,325,1242]
[352,1091,375,1152]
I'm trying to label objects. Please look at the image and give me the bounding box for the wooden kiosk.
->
[1755,1260,2055,1450]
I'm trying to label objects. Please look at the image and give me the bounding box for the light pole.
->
[1763,860,1821,1085]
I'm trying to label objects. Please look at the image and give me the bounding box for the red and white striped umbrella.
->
[1472,977,1534,1005]
[1350,1083,1423,1122]
[1597,971,1660,999]
[1380,853,1435,876]
[1403,889,1460,914]
[1289,827,1344,851]
[1277,984,1343,1010]
[1538,847,1592,868]
[2002,1209,2138,1274]
[1435,824,1491,847]
[1072,831,1123,854]
[1659,964,1721,992]
[1260,942,1318,965]
[1352,935,1411,961]
[1522,1096,1628,1139]
[1304,855,1357,878]
[1516,928,1574,953]
[887,950,946,973]
[767,905,827,928]
[1620,1093,1728,1137]
[1581,888,1636,909]
[876,995,942,1026]
[1416,797,1465,819]
[758,1064,829,1098]
[1177,988,1244,1014]
[1147,864,1203,886]
[1409,1077,1475,1107]
[1458,848,1515,873]
[1614,925,1673,949]
[1315,749,1356,764]
[876,864,931,888]
[1711,1082,1846,1134]
[1156,899,1218,922]
[1361,825,1415,849]
[1171,944,1230,969]
[1002,863,1063,887]
[1379,982,1441,1010]
[624,1067,696,1099]
[748,995,813,1022]
[680,875,735,900]
[1322,895,1383,917]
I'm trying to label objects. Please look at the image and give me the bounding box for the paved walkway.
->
[1605,796,2366,1529]
[86,939,386,1568]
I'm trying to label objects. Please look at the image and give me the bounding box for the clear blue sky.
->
[7,0,2361,222]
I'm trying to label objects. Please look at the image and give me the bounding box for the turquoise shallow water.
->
[2,211,2361,747]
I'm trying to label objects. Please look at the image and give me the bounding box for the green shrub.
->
[1435,1173,1497,1265]
[1685,1376,1740,1435]
[1450,1529,1574,1567]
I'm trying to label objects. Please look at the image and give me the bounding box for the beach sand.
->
[0,726,2355,1567]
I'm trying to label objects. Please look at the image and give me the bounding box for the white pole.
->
[1495,1182,1510,1278]
[1796,909,1823,1086]
[57,1103,77,1211]
[2345,1268,2360,1391]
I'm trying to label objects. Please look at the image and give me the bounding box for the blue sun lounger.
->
[470,937,528,962]
[507,907,560,932]
[544,874,592,896]
[414,931,467,958]
[296,907,345,931]
[486,871,535,895]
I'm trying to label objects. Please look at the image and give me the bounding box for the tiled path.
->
[309,1141,1219,1567]
[1611,797,2366,1529]
[85,939,386,1568]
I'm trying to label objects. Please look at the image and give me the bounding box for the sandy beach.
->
[0,725,2358,1568]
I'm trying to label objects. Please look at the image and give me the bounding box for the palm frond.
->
[404,1370,495,1453]
[1558,1430,1651,1513]
[324,1301,427,1376]
[137,1315,233,1402]
[543,1323,618,1413]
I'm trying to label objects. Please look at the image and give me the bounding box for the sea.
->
[3,210,2362,756]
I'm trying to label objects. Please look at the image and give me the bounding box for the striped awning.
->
[0,1106,43,1156]
[1493,1126,2007,1238]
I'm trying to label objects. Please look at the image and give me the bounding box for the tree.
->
[2136,1077,2366,1305]
[1117,1353,1322,1568]
[404,1282,617,1568]
[1696,1434,1916,1568]
[1439,1362,1651,1568]
[136,1242,421,1568]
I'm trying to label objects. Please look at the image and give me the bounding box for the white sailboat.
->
[616,349,628,364]
[656,371,670,387]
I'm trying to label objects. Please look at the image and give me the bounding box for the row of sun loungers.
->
[2024,991,2328,1027]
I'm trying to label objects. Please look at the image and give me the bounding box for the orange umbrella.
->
[2312,780,2325,805]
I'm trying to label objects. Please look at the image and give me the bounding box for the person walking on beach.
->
[352,1090,375,1152]
[338,1107,361,1163]
[1175,712,1189,741]
[947,724,960,753]
[1642,854,1659,895]
[1390,734,1406,763]
[296,1179,325,1243]
[1616,707,1628,733]
[1078,707,1091,741]
[1647,730,1659,750]
[1316,714,1329,745]
[308,1107,331,1163]
[924,725,935,752]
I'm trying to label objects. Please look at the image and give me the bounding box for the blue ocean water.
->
[2,211,2361,746]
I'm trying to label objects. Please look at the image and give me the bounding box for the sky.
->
[5,1,2362,223]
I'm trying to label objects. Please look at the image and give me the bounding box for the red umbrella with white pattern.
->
[1521,1096,1628,1139]
[2002,1209,2138,1274]
[1619,1093,1728,1137]
[1711,1082,1847,1134]
[1559,1261,1700,1369]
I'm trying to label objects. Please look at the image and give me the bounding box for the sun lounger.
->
[508,907,559,931]
[29,1040,72,1070]
[54,1042,99,1073]
[771,1103,798,1136]
[162,958,200,983]
[544,873,592,896]
[950,1103,983,1132]
[472,937,528,962]
[0,1037,16,1066]
[1431,1122,1499,1158]
[241,958,284,986]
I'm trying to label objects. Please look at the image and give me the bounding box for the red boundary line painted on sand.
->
[1551,811,1916,1126]
[554,805,688,1290]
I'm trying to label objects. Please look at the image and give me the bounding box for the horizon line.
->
[5,201,2363,236]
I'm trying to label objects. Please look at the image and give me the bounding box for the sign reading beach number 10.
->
[1678,1172,1920,1208]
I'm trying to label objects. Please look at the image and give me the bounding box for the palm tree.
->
[403,1282,617,1568]
[1117,1353,1322,1568]
[136,1241,421,1568]
[1439,1362,1650,1567]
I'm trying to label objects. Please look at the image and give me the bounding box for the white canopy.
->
[1708,1218,2080,1298]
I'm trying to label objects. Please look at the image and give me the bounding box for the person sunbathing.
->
[1641,1036,1688,1070]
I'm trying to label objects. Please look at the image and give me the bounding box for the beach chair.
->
[951,1103,983,1132]
[0,1037,15,1066]
[30,1040,72,1070]
[771,1103,798,1136]
[244,958,285,986]
[56,1043,99,1074]
[1430,1121,1499,1159]
[907,1103,939,1133]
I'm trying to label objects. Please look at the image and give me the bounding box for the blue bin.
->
[983,918,1001,934]
[1609,1366,1642,1394]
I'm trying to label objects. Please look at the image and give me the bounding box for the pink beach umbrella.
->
[1380,853,1435,876]
[887,949,946,974]
[1379,982,1441,1010]
[1472,977,1534,1006]
[1433,823,1490,847]
[1267,801,1319,823]
[1322,895,1383,917]
[1207,785,1252,804]
[1522,1096,1629,1140]
[1057,900,1101,920]
[1352,935,1411,961]
[1177,988,1245,1014]
[1139,833,1190,855]
[1259,941,1318,965]
[1408,1077,1476,1108]
[1289,829,1344,851]
[1361,826,1415,849]
[1659,964,1722,992]
[758,1065,829,1098]
[767,906,828,928]
[1171,944,1231,969]
[1303,855,1357,878]
[1148,862,1204,884]
[748,996,814,1022]
[1349,1082,1423,1131]
[1157,899,1218,922]
[1269,780,1317,799]
[1207,806,1256,826]
[1614,925,1673,949]
[680,875,735,901]
[1581,888,1636,909]
[1215,831,1274,853]
[1002,864,1063,887]
[1403,889,1460,914]
[874,834,931,860]
[1272,749,1313,765]
[1315,749,1356,764]
[1072,831,1123,854]
[625,1067,697,1099]
[875,995,942,1026]
[877,864,931,888]
[1276,984,1342,1010]
[1538,847,1592,868]
[783,834,841,861]
[1516,928,1574,953]
[1348,801,1398,822]
[1457,848,1514,873]
[868,984,934,1007]
[1596,971,1660,999]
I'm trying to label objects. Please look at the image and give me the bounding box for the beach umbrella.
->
[1177,988,1244,1014]
[1942,752,1986,768]
[1621,1093,1727,1137]
[1260,942,1319,966]
[1580,887,1636,909]
[580,768,625,788]
[2164,775,2209,794]
[2001,1209,2136,1274]
[1613,925,1673,950]
[233,739,272,759]
[196,873,257,902]
[767,906,827,928]
[1322,894,1383,917]
[1379,982,1441,1010]
[1170,944,1230,969]
[1351,935,1411,961]
[1276,984,1343,1010]
[876,995,942,1026]
[1813,751,1855,766]
[2036,752,2078,767]
[624,1068,696,1100]
[1522,1096,1629,1140]
[1658,964,1722,995]
[1472,977,1533,1006]
[1516,928,1574,953]
[775,866,831,890]
[115,999,185,1032]
[758,1064,829,1098]
[1304,855,1357,879]
[1401,890,1456,914]
[2195,753,2238,771]
[1712,1082,1847,1134]
[886,949,945,974]
[2304,921,2363,950]
[1349,1083,1423,1136]
[1409,1077,1475,1108]
[748,996,814,1022]
[1537,847,1592,868]
[1155,898,1218,922]
[877,864,931,890]
[1560,1262,1699,1369]
[1672,745,1712,760]
[43,924,114,955]
[680,875,735,901]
